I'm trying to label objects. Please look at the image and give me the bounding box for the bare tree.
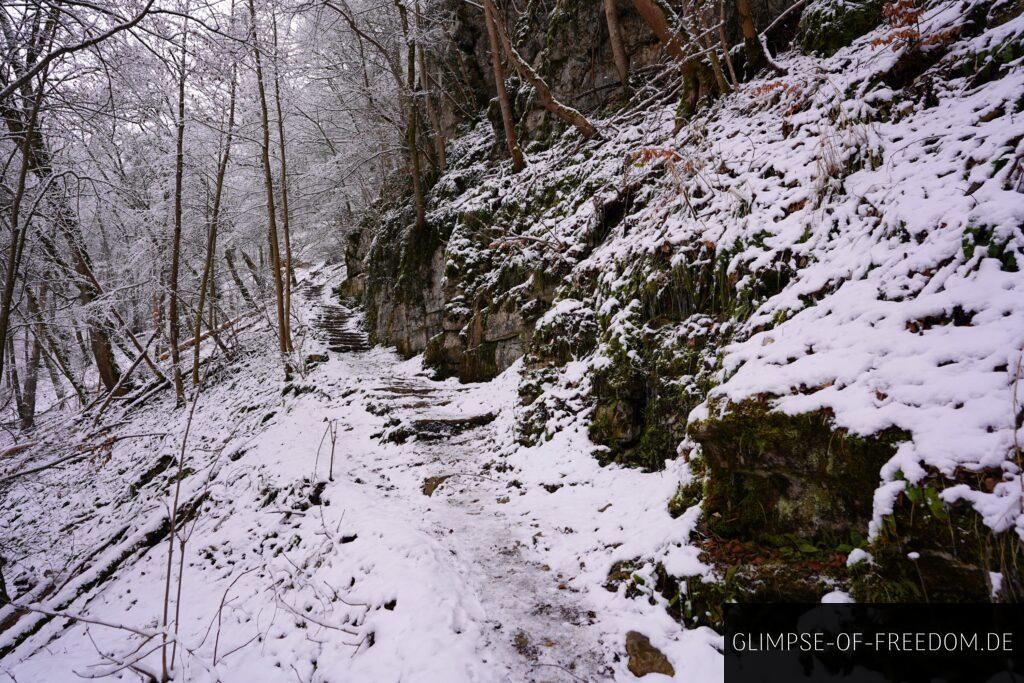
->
[169,14,190,405]
[271,9,295,341]
[247,0,292,364]
[482,0,525,171]
[193,59,239,385]
[416,2,447,171]
[603,0,631,95]
[735,0,768,74]
[395,0,428,233]
[485,0,601,140]
[631,0,688,61]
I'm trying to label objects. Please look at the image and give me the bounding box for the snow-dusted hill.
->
[348,0,1024,618]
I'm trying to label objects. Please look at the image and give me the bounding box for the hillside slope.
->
[1,1,1022,680]
[345,0,1024,612]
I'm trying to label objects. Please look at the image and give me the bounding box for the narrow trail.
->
[307,285,612,682]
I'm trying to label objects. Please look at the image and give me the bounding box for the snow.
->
[846,548,873,567]
[820,590,854,604]
[0,266,717,681]
[1,3,1022,680]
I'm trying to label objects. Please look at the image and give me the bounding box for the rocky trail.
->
[307,286,612,682]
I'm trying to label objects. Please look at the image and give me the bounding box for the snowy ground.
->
[0,266,720,682]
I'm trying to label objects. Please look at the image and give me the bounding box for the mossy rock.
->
[682,559,839,629]
[590,400,642,454]
[798,0,885,57]
[667,470,704,519]
[661,534,849,630]
[690,398,908,541]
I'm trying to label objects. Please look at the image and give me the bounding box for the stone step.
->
[313,299,372,354]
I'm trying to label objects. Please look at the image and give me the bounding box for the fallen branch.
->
[4,601,162,639]
[0,442,36,459]
[0,432,169,483]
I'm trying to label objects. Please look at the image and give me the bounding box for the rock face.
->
[625,631,675,678]
[341,0,804,381]
[342,1,660,380]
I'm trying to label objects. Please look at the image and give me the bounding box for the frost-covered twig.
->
[161,351,218,679]
[209,567,257,664]
[273,593,361,639]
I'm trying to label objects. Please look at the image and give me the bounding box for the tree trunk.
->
[152,291,164,359]
[418,47,446,171]
[603,0,631,94]
[735,0,766,74]
[42,343,66,403]
[247,0,291,365]
[416,3,446,171]
[240,249,268,298]
[6,337,25,425]
[692,8,729,94]
[395,0,427,233]
[193,63,237,386]
[168,18,188,405]
[73,328,90,362]
[27,286,87,405]
[270,11,294,351]
[18,283,44,429]
[487,0,601,140]
[718,0,739,88]
[0,78,45,390]
[224,248,257,309]
[483,0,525,171]
[631,0,687,61]
[62,217,125,394]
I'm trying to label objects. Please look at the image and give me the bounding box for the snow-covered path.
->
[0,266,722,682]
[305,294,611,681]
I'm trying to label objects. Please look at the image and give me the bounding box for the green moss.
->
[590,400,642,455]
[658,532,851,629]
[960,27,1024,87]
[798,0,885,57]
[690,398,908,541]
[667,476,703,518]
[423,334,448,376]
[683,557,840,629]
[963,222,1020,271]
